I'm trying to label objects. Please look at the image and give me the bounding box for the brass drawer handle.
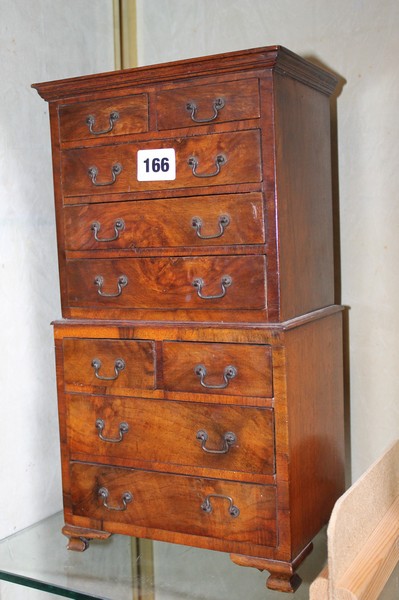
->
[91,219,125,242]
[201,494,240,518]
[95,418,129,443]
[186,97,225,123]
[88,163,122,186]
[194,364,237,389]
[94,274,128,297]
[98,487,133,512]
[196,429,237,454]
[191,215,230,240]
[187,154,226,178]
[86,111,119,135]
[192,275,232,300]
[91,358,125,381]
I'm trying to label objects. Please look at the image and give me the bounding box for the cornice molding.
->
[32,45,337,102]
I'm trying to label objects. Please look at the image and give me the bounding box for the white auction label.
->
[137,148,176,181]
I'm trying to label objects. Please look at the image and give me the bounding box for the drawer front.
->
[70,463,277,547]
[59,94,148,143]
[66,255,266,311]
[63,339,156,394]
[67,395,275,476]
[156,79,260,130]
[61,130,261,199]
[63,193,265,251]
[163,342,273,398]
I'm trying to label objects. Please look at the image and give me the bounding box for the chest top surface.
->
[32,45,337,101]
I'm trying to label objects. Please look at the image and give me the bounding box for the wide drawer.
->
[63,192,265,251]
[163,342,273,398]
[156,78,260,130]
[70,463,277,547]
[63,338,156,394]
[61,130,261,199]
[65,255,266,311]
[66,395,275,476]
[59,94,148,143]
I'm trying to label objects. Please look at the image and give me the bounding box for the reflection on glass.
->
[8,511,397,600]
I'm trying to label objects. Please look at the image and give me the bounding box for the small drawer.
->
[59,94,148,143]
[65,255,266,312]
[63,192,265,251]
[163,342,273,398]
[156,79,260,130]
[62,338,156,394]
[70,463,277,547]
[67,395,275,476]
[61,130,261,200]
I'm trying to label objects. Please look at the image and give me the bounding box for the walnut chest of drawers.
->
[33,45,345,593]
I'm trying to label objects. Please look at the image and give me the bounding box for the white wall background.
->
[0,1,113,598]
[136,0,399,484]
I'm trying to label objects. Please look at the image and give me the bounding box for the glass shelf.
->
[0,512,397,599]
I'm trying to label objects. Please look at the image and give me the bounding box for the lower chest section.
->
[54,311,345,566]
[56,325,281,555]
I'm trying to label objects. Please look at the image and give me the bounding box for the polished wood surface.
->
[162,341,273,397]
[53,312,345,588]
[59,93,148,142]
[65,255,267,312]
[70,462,278,547]
[61,130,262,198]
[155,77,260,130]
[33,45,344,592]
[66,394,276,476]
[273,74,335,320]
[32,45,337,101]
[37,45,339,324]
[62,338,156,394]
[63,192,265,251]
[284,312,345,556]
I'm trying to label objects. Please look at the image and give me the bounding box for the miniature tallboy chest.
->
[33,46,345,592]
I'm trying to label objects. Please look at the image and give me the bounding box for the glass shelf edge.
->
[0,569,109,600]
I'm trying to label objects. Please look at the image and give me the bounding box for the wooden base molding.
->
[62,524,111,552]
[230,543,313,592]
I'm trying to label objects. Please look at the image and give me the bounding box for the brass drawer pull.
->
[201,494,240,518]
[94,274,128,297]
[86,111,119,135]
[194,364,237,389]
[196,429,237,454]
[186,97,225,123]
[98,487,133,512]
[91,357,125,381]
[192,275,232,300]
[95,418,129,443]
[88,163,122,186]
[191,215,230,239]
[187,154,226,178]
[91,219,125,242]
